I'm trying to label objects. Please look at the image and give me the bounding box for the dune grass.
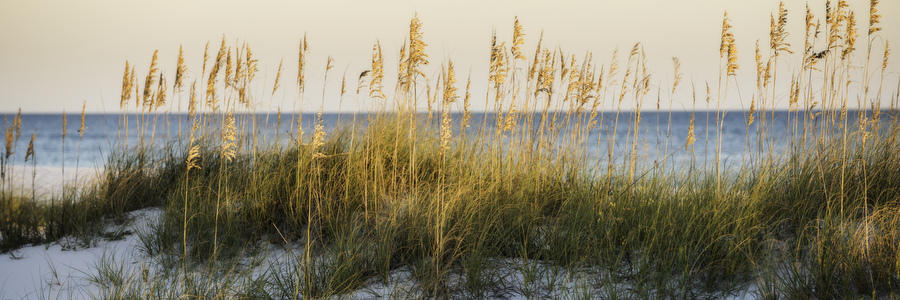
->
[2,1,900,298]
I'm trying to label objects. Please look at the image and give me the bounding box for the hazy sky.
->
[1,0,898,113]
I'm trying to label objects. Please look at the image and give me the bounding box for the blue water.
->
[0,111,888,169]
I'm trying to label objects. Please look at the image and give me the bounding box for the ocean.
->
[0,110,885,170]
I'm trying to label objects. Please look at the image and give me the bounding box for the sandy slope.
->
[0,208,160,299]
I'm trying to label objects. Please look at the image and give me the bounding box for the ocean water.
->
[0,110,886,169]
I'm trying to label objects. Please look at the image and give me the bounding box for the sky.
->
[1,0,898,113]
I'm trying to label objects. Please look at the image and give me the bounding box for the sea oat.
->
[4,128,12,160]
[298,34,308,91]
[201,41,210,78]
[869,0,881,36]
[442,60,458,104]
[370,41,385,99]
[721,12,739,76]
[341,71,348,97]
[311,120,326,159]
[843,11,857,60]
[25,132,35,162]
[273,58,284,96]
[462,73,472,129]
[155,74,167,110]
[748,96,756,126]
[884,42,891,70]
[225,47,234,88]
[143,50,159,106]
[672,57,682,93]
[207,37,226,108]
[188,81,198,117]
[78,101,86,137]
[401,14,428,91]
[61,113,67,140]
[174,45,186,92]
[221,111,237,163]
[511,17,526,61]
[13,109,22,142]
[488,34,507,89]
[121,61,133,108]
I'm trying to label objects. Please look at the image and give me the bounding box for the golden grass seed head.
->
[595,65,605,95]
[201,41,210,78]
[462,72,471,128]
[769,2,792,56]
[686,114,696,151]
[789,76,800,107]
[207,38,227,107]
[502,104,517,132]
[370,40,385,100]
[489,33,508,88]
[608,47,619,79]
[311,120,326,159]
[843,10,857,60]
[408,15,428,66]
[558,50,569,79]
[511,16,526,61]
[4,128,12,160]
[14,108,22,142]
[402,14,429,91]
[234,46,243,87]
[705,82,712,103]
[720,11,732,58]
[186,142,201,171]
[397,42,408,82]
[727,41,739,76]
[672,57,682,94]
[884,41,890,71]
[341,71,348,96]
[245,43,259,83]
[326,56,334,74]
[869,0,881,36]
[298,34,308,91]
[828,0,849,49]
[188,81,198,117]
[276,106,282,127]
[225,47,234,87]
[442,60,458,104]
[174,45,186,92]
[720,11,739,76]
[78,101,86,137]
[61,112,67,140]
[755,41,764,88]
[440,107,452,153]
[155,74,167,110]
[536,49,555,97]
[143,50,159,106]
[221,110,237,163]
[528,31,543,80]
[120,60,133,108]
[576,53,595,106]
[273,58,284,96]
[25,132,35,162]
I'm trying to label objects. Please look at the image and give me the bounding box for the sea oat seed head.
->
[174,45,186,92]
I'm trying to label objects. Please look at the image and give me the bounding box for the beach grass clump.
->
[1,0,900,298]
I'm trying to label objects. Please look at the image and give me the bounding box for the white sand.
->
[0,208,161,299]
